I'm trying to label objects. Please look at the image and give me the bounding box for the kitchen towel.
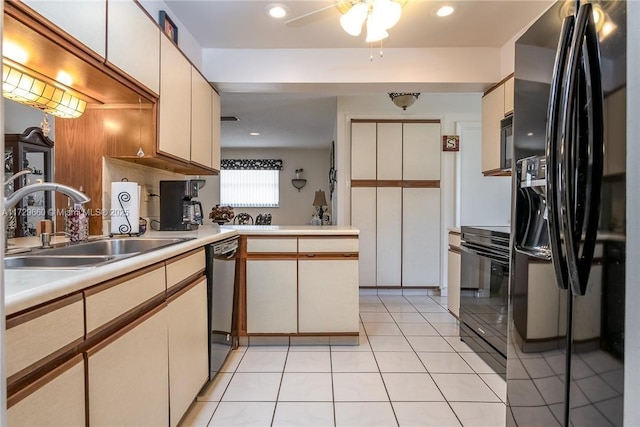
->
[110,181,140,235]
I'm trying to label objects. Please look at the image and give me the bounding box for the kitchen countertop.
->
[4,225,359,316]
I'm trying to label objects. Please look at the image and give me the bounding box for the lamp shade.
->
[389,92,420,110]
[312,190,328,207]
[340,2,368,36]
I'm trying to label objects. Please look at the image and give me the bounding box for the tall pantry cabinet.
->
[350,120,441,288]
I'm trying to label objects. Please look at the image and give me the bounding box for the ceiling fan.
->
[285,0,408,43]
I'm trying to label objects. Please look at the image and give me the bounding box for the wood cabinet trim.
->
[246,253,299,260]
[84,292,166,343]
[165,248,205,265]
[482,168,512,177]
[297,236,358,241]
[298,253,359,260]
[7,354,85,409]
[6,293,83,329]
[449,230,462,236]
[85,302,167,357]
[83,262,164,298]
[448,246,462,255]
[483,73,515,97]
[166,276,206,304]
[166,272,206,299]
[351,180,441,188]
[7,336,84,396]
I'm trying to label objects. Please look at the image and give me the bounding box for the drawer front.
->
[247,238,297,253]
[6,295,84,379]
[298,237,358,253]
[85,266,166,335]
[448,232,461,248]
[166,249,206,289]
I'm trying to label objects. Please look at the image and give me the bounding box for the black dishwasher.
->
[205,236,239,382]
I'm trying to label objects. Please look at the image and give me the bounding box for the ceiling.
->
[163,0,555,148]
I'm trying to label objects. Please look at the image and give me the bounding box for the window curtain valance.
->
[221,159,283,170]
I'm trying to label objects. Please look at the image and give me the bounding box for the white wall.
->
[4,100,55,136]
[458,122,511,227]
[196,148,331,226]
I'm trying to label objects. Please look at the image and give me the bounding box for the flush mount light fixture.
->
[2,61,87,118]
[250,132,260,136]
[266,3,289,19]
[388,92,420,110]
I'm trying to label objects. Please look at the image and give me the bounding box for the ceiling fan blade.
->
[285,3,339,25]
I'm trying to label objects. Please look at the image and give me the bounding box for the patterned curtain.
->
[221,159,283,170]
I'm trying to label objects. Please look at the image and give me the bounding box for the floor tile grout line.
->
[206,348,249,426]
[269,346,290,427]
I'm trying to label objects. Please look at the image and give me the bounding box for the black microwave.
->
[500,115,513,170]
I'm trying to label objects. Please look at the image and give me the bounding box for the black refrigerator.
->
[508,1,626,426]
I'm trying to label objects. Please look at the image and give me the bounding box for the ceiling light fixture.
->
[2,61,87,118]
[338,0,407,44]
[266,3,289,19]
[388,92,420,110]
[436,5,454,17]
[250,132,260,136]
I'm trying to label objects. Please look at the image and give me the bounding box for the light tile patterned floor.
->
[180,292,506,427]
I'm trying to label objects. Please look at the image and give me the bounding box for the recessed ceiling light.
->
[266,4,288,19]
[436,5,454,17]
[250,132,260,136]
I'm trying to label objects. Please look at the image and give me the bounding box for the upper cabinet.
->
[212,90,221,170]
[481,74,513,176]
[21,0,106,58]
[191,68,214,169]
[159,35,192,161]
[107,0,160,94]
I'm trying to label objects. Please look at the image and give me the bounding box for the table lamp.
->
[312,190,328,225]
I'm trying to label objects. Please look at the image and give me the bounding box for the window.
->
[219,159,282,207]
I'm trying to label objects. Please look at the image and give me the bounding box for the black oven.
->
[500,115,513,170]
[459,226,510,378]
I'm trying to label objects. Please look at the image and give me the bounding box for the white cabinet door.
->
[168,278,209,427]
[246,260,298,333]
[107,0,160,94]
[403,122,441,180]
[447,250,461,317]
[351,122,377,180]
[482,85,505,173]
[402,188,441,287]
[7,355,85,427]
[377,123,402,180]
[87,306,169,427]
[504,76,514,116]
[351,188,377,287]
[212,89,221,170]
[298,259,359,333]
[23,0,106,57]
[159,36,192,161]
[377,187,402,287]
[191,68,213,168]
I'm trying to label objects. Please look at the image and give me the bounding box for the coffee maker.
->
[159,180,204,231]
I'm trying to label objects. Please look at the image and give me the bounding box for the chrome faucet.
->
[4,168,33,187]
[4,182,90,210]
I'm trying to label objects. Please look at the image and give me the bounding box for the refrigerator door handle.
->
[546,15,575,291]
[560,3,604,296]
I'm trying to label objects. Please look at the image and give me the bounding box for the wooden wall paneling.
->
[101,104,157,159]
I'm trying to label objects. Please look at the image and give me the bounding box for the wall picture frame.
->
[159,10,178,44]
[442,135,460,152]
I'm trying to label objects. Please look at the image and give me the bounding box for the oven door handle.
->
[460,243,509,267]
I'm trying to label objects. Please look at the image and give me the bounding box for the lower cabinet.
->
[298,259,359,333]
[7,354,85,427]
[168,277,209,427]
[447,249,461,317]
[87,304,169,427]
[246,259,298,333]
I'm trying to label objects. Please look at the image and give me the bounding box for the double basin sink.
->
[5,237,194,270]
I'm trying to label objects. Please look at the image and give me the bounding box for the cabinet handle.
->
[305,253,316,257]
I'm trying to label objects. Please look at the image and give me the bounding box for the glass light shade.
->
[365,13,389,43]
[2,63,86,118]
[340,2,368,36]
[373,0,402,29]
[388,92,420,110]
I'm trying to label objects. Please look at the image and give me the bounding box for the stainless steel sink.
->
[5,255,115,269]
[39,237,192,256]
[4,237,194,269]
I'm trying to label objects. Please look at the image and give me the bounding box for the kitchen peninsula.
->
[4,225,358,427]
